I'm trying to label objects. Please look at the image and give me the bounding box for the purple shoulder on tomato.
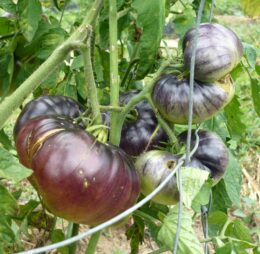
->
[13,95,86,139]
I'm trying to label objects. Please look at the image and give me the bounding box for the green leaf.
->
[0,129,13,150]
[254,246,260,254]
[131,0,165,79]
[0,185,18,216]
[243,43,257,69]
[17,0,42,42]
[224,95,246,141]
[126,215,144,254]
[0,217,15,243]
[0,147,32,182]
[51,229,69,254]
[225,219,253,245]
[173,7,196,38]
[212,180,232,213]
[180,167,209,208]
[208,211,228,237]
[255,65,260,75]
[191,180,213,213]
[241,0,260,17]
[158,205,203,253]
[216,242,234,254]
[250,78,260,117]
[0,17,15,35]
[36,28,67,59]
[223,151,242,207]
[0,0,16,14]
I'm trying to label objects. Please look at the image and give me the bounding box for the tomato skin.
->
[16,116,140,225]
[135,150,210,205]
[14,95,85,139]
[152,74,234,124]
[183,23,243,83]
[119,91,168,156]
[178,130,229,180]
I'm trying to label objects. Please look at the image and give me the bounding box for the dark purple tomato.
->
[135,150,210,205]
[15,116,140,225]
[178,130,229,180]
[183,23,243,83]
[13,95,86,139]
[119,91,168,156]
[152,74,234,124]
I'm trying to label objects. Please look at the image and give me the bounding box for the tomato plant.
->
[0,0,259,254]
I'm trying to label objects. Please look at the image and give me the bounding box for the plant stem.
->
[81,42,102,124]
[0,0,104,130]
[109,0,120,145]
[99,105,124,112]
[110,61,170,146]
[117,7,131,19]
[68,223,80,254]
[84,231,101,254]
[220,218,231,238]
[147,96,177,144]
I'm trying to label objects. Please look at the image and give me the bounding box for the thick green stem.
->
[0,0,104,130]
[99,105,124,112]
[110,61,170,146]
[68,223,80,254]
[84,231,101,254]
[81,42,102,124]
[109,0,120,145]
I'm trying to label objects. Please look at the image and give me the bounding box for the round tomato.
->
[15,116,140,225]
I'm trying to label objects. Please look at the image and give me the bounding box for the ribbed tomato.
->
[119,91,168,156]
[183,23,243,83]
[152,74,234,124]
[15,116,140,225]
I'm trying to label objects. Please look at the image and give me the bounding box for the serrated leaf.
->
[208,211,228,237]
[0,0,16,14]
[180,167,209,208]
[250,78,260,117]
[0,185,18,216]
[243,43,257,69]
[0,148,32,182]
[17,0,42,42]
[132,0,165,79]
[158,205,203,253]
[224,95,246,141]
[241,0,260,17]
[223,151,242,207]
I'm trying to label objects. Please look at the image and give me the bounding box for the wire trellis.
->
[15,0,214,253]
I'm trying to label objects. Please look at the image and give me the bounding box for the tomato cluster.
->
[14,23,242,218]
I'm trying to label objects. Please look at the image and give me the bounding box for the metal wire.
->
[173,0,206,253]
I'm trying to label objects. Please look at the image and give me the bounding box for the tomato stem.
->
[84,231,101,254]
[109,0,120,145]
[68,223,80,254]
[109,61,170,146]
[0,0,104,130]
[147,96,178,145]
[81,41,102,125]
